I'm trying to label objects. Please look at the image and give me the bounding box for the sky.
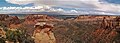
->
[0,0,120,15]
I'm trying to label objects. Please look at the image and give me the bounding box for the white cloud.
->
[4,0,120,15]
[5,0,33,5]
[70,10,78,13]
[0,6,67,14]
[5,0,56,6]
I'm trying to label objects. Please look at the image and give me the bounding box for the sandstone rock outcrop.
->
[75,15,117,21]
[24,14,62,24]
[0,14,9,21]
[0,14,20,24]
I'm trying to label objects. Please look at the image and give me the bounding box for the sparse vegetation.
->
[0,15,120,43]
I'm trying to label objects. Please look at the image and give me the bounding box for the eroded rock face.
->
[24,14,46,24]
[0,15,21,28]
[24,14,60,24]
[75,15,117,21]
[0,14,9,21]
[0,14,21,25]
[25,14,48,21]
[6,16,20,24]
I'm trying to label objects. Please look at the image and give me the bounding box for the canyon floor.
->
[53,21,119,43]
